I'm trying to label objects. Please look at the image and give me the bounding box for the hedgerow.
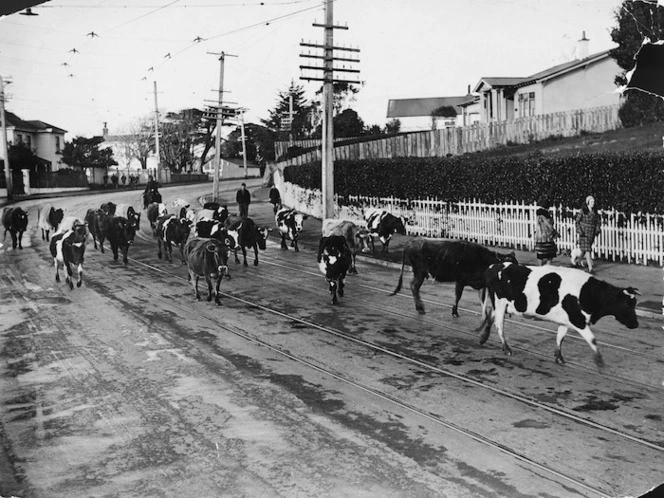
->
[283,151,664,213]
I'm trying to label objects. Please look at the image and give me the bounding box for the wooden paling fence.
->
[274,105,621,168]
[282,181,664,266]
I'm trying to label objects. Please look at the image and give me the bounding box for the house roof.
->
[5,111,67,134]
[0,1,49,18]
[473,49,613,93]
[386,95,476,118]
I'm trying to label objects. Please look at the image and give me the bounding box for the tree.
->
[160,108,213,173]
[222,123,277,165]
[60,136,117,170]
[610,0,664,126]
[262,82,315,140]
[384,119,401,134]
[118,117,154,170]
[8,142,45,172]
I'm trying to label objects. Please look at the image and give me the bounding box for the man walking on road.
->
[236,183,251,217]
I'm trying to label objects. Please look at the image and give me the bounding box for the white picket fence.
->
[281,180,664,266]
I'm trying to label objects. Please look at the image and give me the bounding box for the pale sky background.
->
[0,0,625,138]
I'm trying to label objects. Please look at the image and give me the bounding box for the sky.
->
[0,0,626,139]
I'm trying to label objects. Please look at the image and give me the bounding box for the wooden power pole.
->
[300,1,360,219]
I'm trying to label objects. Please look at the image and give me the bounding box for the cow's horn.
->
[624,287,641,297]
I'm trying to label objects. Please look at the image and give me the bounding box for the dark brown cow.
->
[391,239,518,316]
[105,216,137,264]
[2,207,29,250]
[84,208,111,253]
[184,237,231,305]
[146,202,167,235]
[225,217,270,266]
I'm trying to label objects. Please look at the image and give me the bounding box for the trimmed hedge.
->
[283,151,664,214]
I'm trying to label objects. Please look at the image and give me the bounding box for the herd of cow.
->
[1,197,641,366]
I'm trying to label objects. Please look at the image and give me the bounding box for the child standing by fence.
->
[534,206,559,265]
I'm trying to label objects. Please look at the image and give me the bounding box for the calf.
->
[146,202,167,235]
[391,239,518,317]
[156,214,192,263]
[105,216,137,264]
[478,262,640,366]
[114,203,141,231]
[225,217,270,266]
[275,207,308,252]
[317,235,353,305]
[184,237,231,305]
[2,207,29,250]
[49,222,88,289]
[364,207,406,256]
[322,219,371,274]
[37,204,64,241]
[202,202,229,223]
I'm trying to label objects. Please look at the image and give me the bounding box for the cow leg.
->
[349,254,357,274]
[409,274,426,314]
[65,262,74,290]
[493,302,512,356]
[180,243,187,265]
[382,240,389,257]
[242,247,248,266]
[191,273,201,300]
[54,258,61,282]
[214,275,222,305]
[41,228,46,241]
[11,231,18,249]
[328,280,338,304]
[76,263,83,288]
[122,245,129,265]
[338,276,345,297]
[452,282,466,317]
[112,243,119,261]
[205,275,213,302]
[233,247,241,264]
[98,234,105,253]
[294,238,299,252]
[554,326,568,364]
[253,244,259,266]
[157,238,163,259]
[574,326,603,367]
[45,230,50,242]
[280,234,288,250]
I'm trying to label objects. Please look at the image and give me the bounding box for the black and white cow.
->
[478,262,640,366]
[322,219,371,275]
[317,235,353,305]
[275,207,308,252]
[156,214,192,263]
[114,203,141,232]
[49,222,88,289]
[105,216,137,264]
[37,204,65,241]
[184,237,231,305]
[391,239,518,316]
[146,202,167,235]
[202,202,230,223]
[2,207,29,250]
[225,217,270,266]
[364,207,406,256]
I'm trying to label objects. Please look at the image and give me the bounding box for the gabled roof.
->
[387,95,476,118]
[473,49,613,93]
[5,111,67,134]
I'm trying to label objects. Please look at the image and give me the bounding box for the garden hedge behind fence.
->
[283,151,664,214]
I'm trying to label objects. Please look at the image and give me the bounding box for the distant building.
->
[386,94,477,132]
[4,111,67,170]
[473,33,621,123]
[101,122,159,181]
[202,157,261,180]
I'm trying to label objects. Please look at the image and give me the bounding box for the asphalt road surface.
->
[1,180,662,498]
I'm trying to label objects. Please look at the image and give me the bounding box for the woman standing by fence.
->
[534,206,559,265]
[573,195,601,273]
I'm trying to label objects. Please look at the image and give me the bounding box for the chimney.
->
[577,31,589,60]
[467,84,471,95]
[102,122,108,139]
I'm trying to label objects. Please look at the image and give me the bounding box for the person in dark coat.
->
[236,183,251,217]
[573,195,601,273]
[269,186,281,214]
[534,206,559,265]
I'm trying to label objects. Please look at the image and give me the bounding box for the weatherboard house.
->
[386,94,479,132]
[4,111,67,171]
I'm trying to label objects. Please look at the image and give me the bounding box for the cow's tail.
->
[389,247,408,296]
[475,287,494,344]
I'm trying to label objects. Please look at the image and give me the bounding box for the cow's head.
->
[67,224,88,264]
[610,286,640,329]
[101,202,116,215]
[15,209,29,230]
[213,226,236,249]
[206,239,230,277]
[293,213,308,234]
[393,216,407,236]
[356,228,371,253]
